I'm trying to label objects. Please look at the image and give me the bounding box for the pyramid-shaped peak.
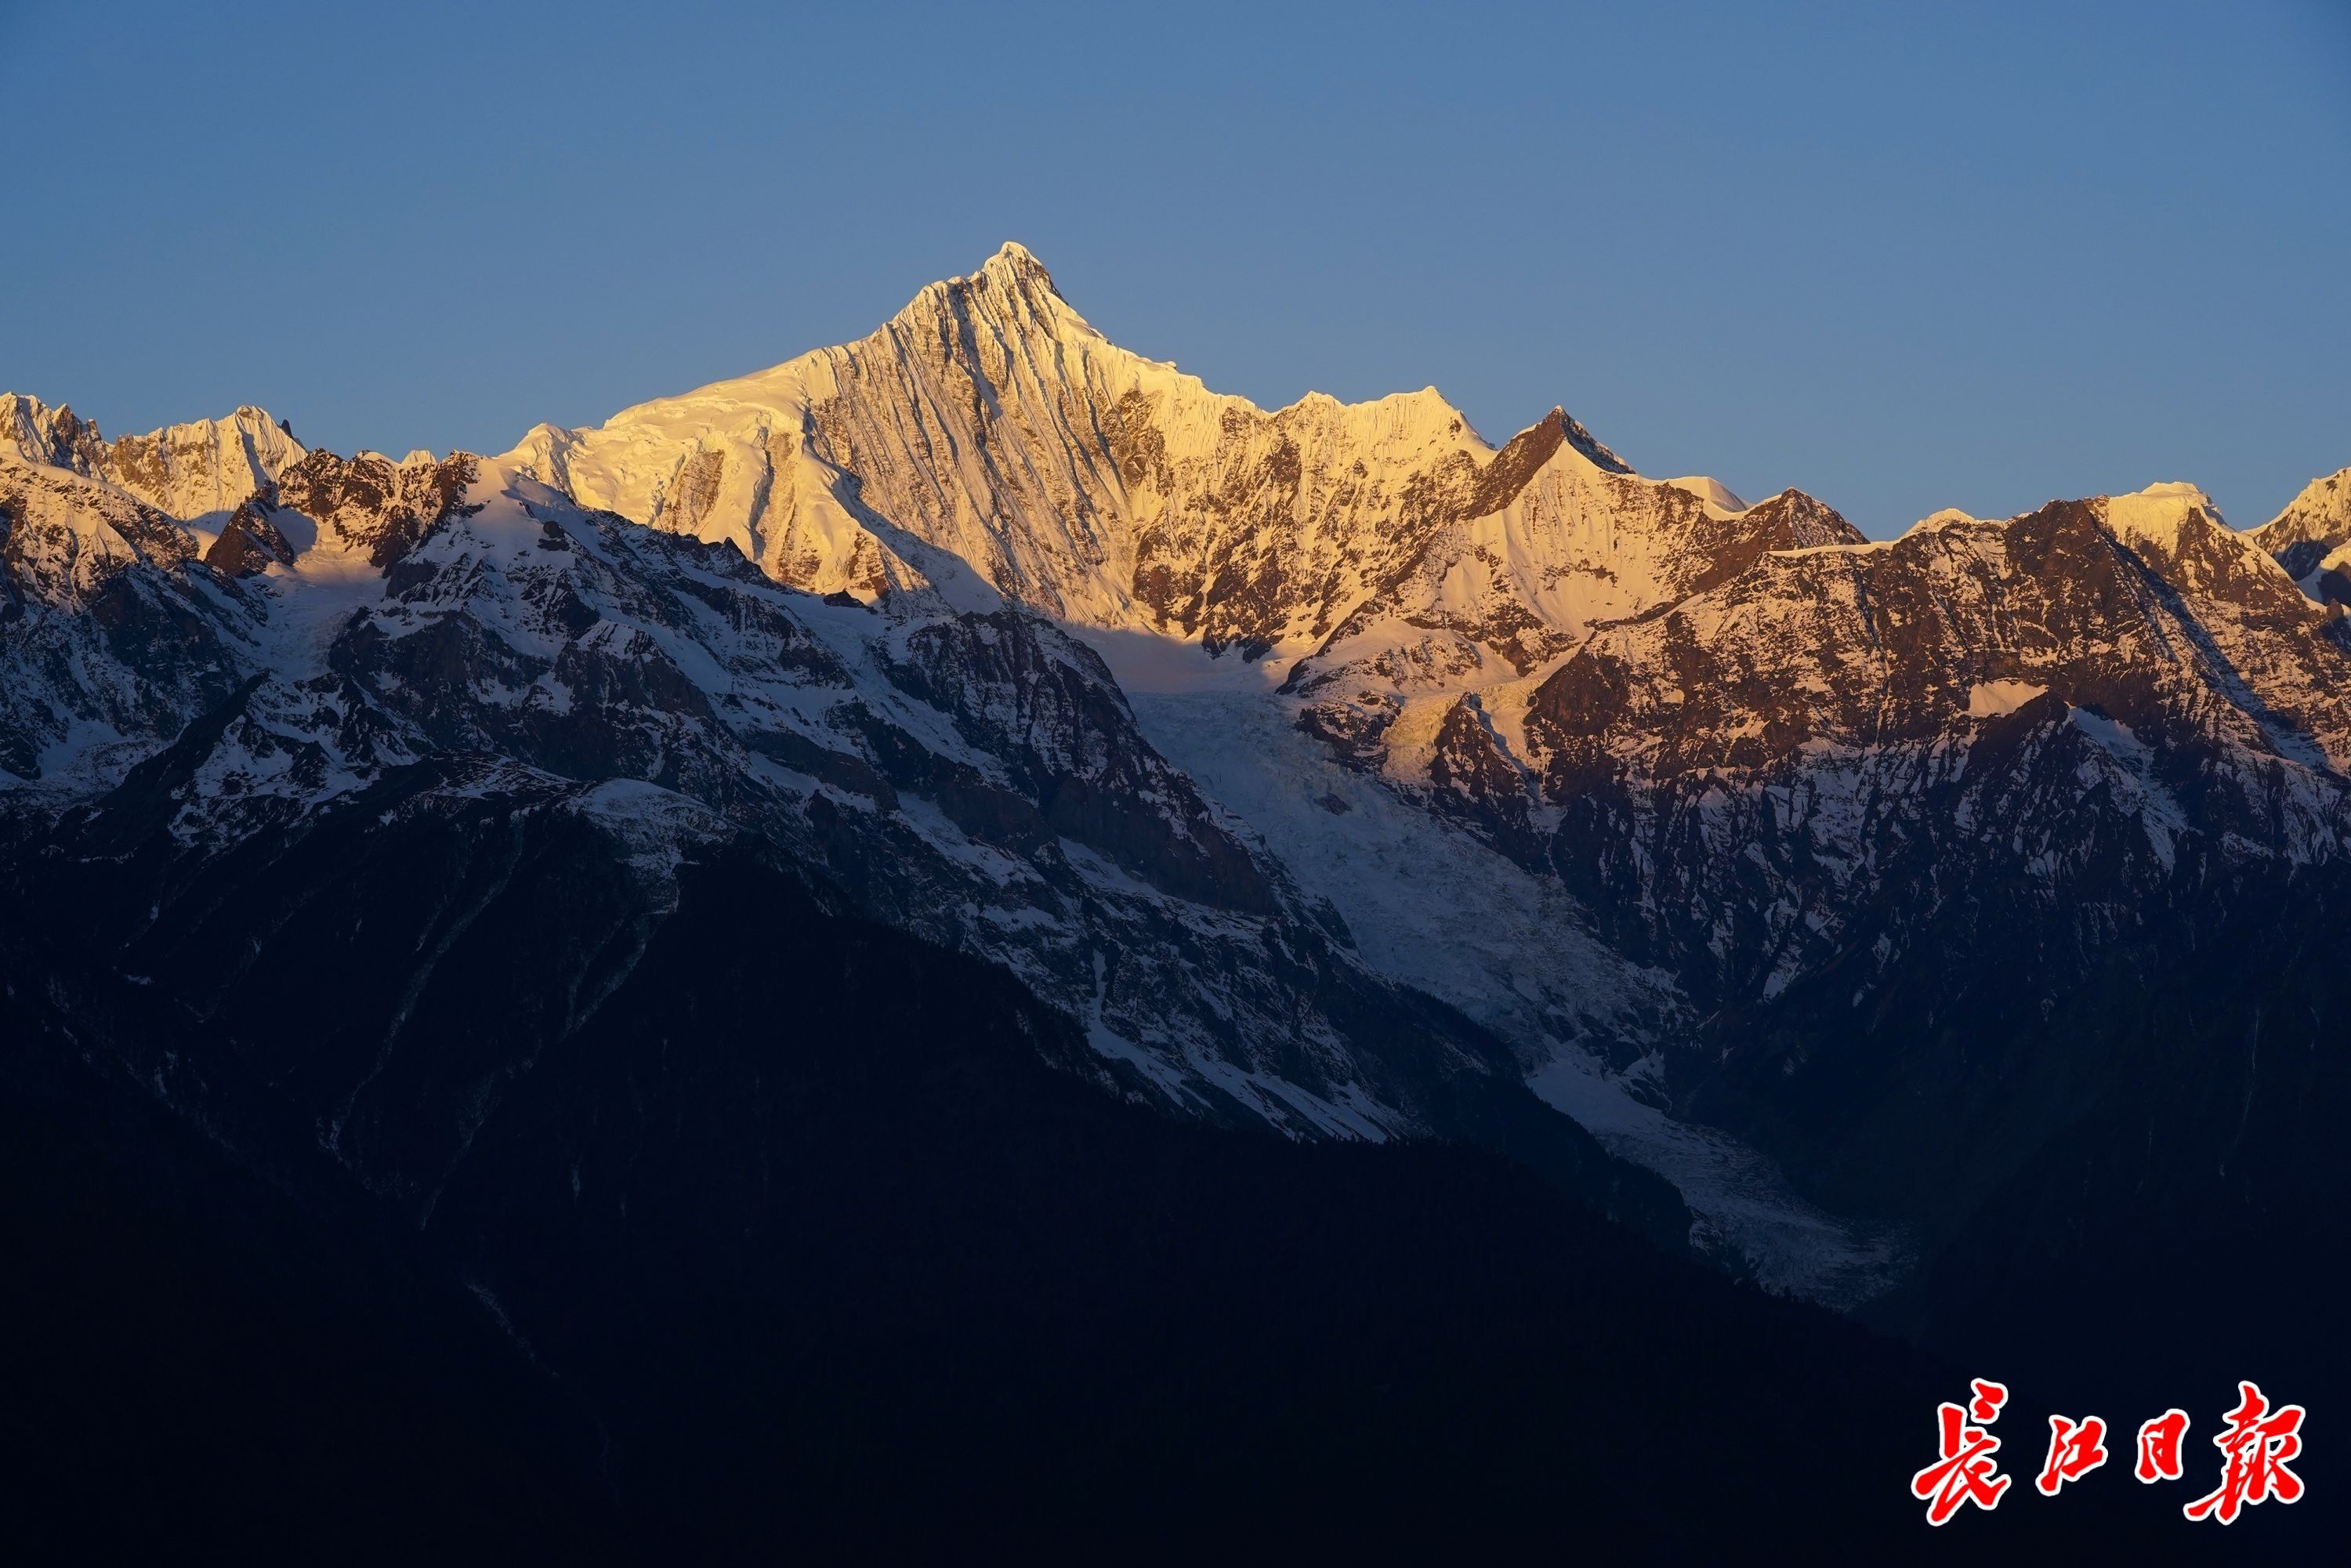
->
[973,240,1056,292]
[885,242,1073,337]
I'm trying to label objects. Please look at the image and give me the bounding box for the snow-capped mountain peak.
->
[2098,478,2226,544]
[498,244,1798,718]
[2,392,107,473]
[2,390,303,530]
[498,245,1508,651]
[25,250,2351,1315]
[2250,465,2351,593]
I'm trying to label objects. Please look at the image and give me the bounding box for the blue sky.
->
[2,0,2346,535]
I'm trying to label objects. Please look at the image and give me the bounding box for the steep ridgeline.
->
[0,428,1680,1244]
[502,243,1775,665]
[501,244,1857,691]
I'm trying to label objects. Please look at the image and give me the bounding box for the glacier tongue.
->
[1114,662,1910,1304]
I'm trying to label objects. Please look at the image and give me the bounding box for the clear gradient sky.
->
[2,0,2346,535]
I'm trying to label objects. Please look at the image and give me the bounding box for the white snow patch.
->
[2067,706,2154,766]
[1967,680,2048,719]
[1665,475,1747,512]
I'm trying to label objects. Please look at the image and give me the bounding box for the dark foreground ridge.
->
[0,782,2219,1561]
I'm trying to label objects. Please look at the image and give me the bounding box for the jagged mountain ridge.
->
[3,393,306,531]
[506,240,1502,645]
[497,243,1793,666]
[8,243,2350,1319]
[494,246,2346,759]
[7,247,2342,1555]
